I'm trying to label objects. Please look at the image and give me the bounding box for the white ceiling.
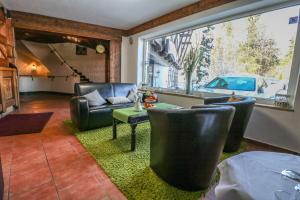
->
[2,0,199,30]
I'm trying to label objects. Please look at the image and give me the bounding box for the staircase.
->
[70,67,90,83]
[48,44,91,83]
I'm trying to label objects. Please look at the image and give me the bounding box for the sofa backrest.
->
[74,83,136,99]
[75,83,113,100]
[113,83,136,97]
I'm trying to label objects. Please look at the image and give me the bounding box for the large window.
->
[143,5,300,104]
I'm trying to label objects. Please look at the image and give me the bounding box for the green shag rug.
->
[65,121,245,200]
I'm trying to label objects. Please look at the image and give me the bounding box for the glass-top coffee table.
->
[112,103,182,151]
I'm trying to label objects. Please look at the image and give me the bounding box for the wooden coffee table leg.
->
[131,124,137,151]
[113,118,117,139]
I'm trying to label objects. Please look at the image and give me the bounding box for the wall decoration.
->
[76,45,87,55]
[96,44,105,54]
[129,37,134,45]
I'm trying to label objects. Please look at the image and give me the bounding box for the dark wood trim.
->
[127,0,237,35]
[0,8,5,25]
[105,50,110,83]
[9,1,238,38]
[20,91,73,96]
[11,11,126,41]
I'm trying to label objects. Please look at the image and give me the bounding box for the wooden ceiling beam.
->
[127,0,237,36]
[10,0,238,38]
[10,11,126,41]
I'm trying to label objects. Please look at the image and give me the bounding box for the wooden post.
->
[106,40,121,83]
[0,71,5,112]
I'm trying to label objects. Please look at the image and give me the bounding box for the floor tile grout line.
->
[9,182,54,198]
[41,134,61,200]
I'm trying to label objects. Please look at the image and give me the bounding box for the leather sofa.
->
[147,105,235,190]
[204,96,256,152]
[70,83,136,131]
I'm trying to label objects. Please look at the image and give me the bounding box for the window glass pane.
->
[144,5,300,100]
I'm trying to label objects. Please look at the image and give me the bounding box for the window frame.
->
[142,2,300,107]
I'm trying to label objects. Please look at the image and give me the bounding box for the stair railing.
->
[47,44,91,82]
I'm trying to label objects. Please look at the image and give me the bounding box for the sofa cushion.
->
[89,103,133,111]
[106,103,134,109]
[83,90,107,106]
[89,105,108,110]
[107,97,131,104]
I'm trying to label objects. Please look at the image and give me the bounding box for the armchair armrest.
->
[70,96,89,131]
[191,105,223,109]
[204,96,230,104]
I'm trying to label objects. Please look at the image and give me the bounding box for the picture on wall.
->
[76,45,87,55]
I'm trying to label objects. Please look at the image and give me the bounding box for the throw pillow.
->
[127,89,137,102]
[107,96,131,104]
[83,90,107,106]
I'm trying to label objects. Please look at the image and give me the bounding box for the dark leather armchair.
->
[0,158,3,200]
[70,83,136,131]
[147,106,235,191]
[204,96,256,152]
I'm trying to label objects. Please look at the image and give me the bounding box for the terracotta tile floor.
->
[1,93,296,200]
[0,93,127,200]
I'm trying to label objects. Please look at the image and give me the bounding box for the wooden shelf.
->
[0,34,6,44]
[6,99,16,107]
[0,59,8,67]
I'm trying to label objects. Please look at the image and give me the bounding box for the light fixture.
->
[96,44,105,54]
[31,64,37,72]
[129,37,134,45]
[66,36,80,43]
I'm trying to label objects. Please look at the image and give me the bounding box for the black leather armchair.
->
[147,106,235,191]
[70,83,136,131]
[204,96,256,152]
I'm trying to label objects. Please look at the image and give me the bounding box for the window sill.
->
[139,88,205,99]
[139,88,294,112]
[255,103,294,112]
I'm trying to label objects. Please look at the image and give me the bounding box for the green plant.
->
[238,16,280,76]
[196,26,214,84]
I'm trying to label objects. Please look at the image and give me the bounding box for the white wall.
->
[17,41,80,93]
[19,76,80,94]
[121,0,300,153]
[21,41,74,76]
